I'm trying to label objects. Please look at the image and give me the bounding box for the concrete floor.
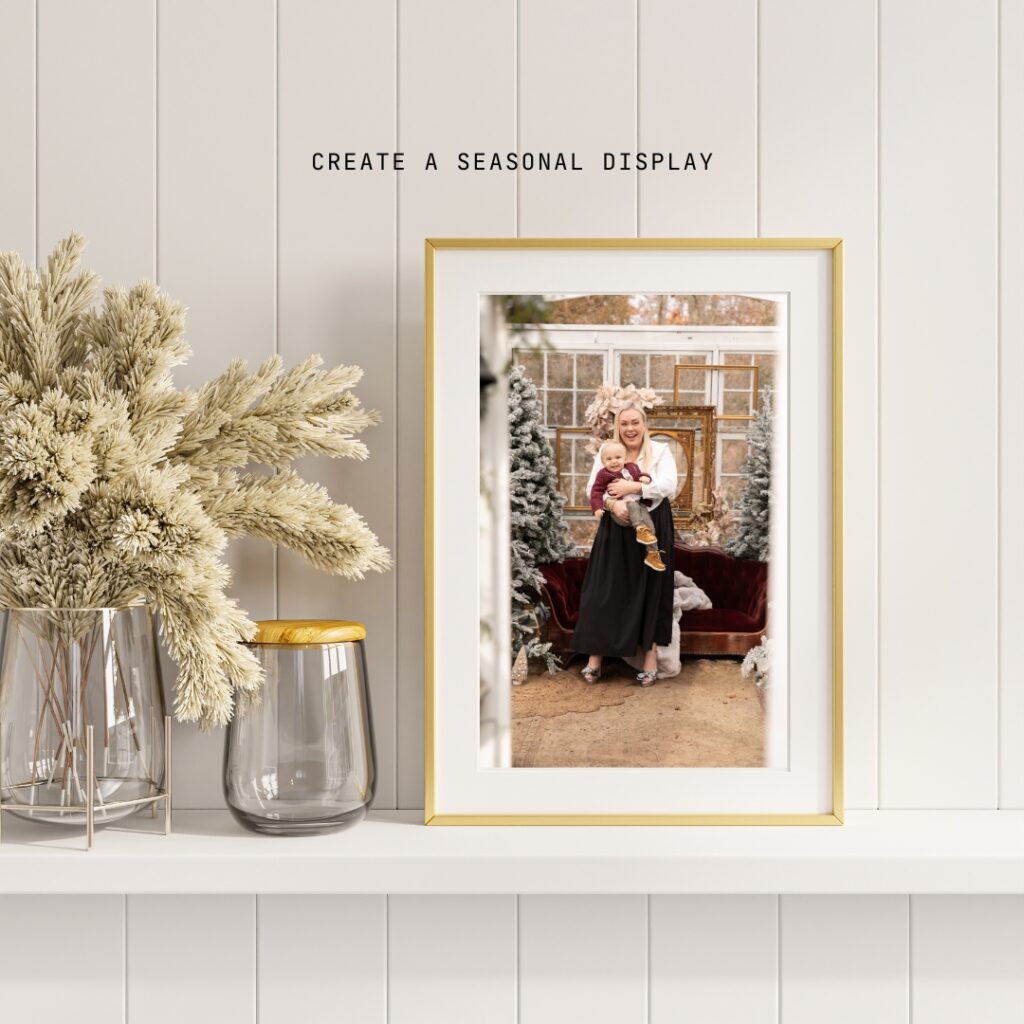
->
[512,655,765,768]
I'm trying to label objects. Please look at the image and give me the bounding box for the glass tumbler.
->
[224,620,376,835]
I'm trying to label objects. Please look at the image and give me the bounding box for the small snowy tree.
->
[727,387,773,562]
[509,539,550,666]
[508,365,576,667]
[741,636,772,689]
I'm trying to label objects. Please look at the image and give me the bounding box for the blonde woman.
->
[573,404,679,686]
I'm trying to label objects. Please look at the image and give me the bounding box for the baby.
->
[590,441,666,572]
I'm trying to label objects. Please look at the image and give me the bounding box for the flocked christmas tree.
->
[508,364,576,667]
[726,386,773,562]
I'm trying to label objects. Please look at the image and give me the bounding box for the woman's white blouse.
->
[584,439,679,511]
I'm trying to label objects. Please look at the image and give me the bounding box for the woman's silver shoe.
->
[636,669,657,686]
[581,665,602,684]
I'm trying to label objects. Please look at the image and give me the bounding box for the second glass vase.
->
[224,620,376,836]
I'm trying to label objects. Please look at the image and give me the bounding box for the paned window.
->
[512,348,606,428]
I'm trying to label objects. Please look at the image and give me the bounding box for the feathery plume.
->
[0,236,391,726]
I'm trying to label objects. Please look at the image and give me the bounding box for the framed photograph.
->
[425,238,843,824]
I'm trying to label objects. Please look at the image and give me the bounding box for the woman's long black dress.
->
[571,498,675,658]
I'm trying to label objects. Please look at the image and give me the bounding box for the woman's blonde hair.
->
[612,403,652,470]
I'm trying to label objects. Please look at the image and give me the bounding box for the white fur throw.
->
[676,571,712,612]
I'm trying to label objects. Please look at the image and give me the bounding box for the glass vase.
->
[0,607,167,828]
[224,620,376,835]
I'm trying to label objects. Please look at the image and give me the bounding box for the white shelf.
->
[0,809,1021,894]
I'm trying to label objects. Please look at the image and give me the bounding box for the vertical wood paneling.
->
[638,0,757,235]
[650,895,776,1024]
[912,896,1024,1023]
[518,0,636,235]
[519,895,646,1024]
[878,0,998,807]
[389,895,516,1024]
[158,0,276,808]
[127,895,255,1024]
[760,0,878,807]
[37,0,154,286]
[157,0,275,568]
[395,0,516,808]
[276,0,398,809]
[3,10,1024,1022]
[0,0,35,260]
[259,895,386,1024]
[999,0,1024,808]
[0,896,124,1024]
[781,896,907,1024]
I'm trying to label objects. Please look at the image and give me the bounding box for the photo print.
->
[478,291,787,771]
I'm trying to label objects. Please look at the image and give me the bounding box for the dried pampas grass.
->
[0,235,390,726]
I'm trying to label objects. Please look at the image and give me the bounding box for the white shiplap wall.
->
[878,0,999,809]
[0,0,1021,1018]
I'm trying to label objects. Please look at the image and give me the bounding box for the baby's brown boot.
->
[644,550,666,572]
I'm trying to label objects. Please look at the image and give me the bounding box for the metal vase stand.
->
[0,715,173,850]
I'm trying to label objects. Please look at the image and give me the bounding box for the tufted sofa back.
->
[673,546,767,619]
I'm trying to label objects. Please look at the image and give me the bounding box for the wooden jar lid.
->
[251,620,367,645]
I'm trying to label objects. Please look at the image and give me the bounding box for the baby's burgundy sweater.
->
[589,462,647,513]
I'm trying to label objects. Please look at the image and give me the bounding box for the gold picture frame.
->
[425,237,844,826]
[646,405,718,525]
[647,427,696,517]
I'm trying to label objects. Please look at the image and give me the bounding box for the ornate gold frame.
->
[647,427,696,516]
[647,405,717,524]
[425,237,844,826]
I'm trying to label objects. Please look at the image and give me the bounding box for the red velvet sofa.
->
[538,545,768,657]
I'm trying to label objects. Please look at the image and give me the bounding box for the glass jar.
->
[224,620,376,835]
[0,607,167,828]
